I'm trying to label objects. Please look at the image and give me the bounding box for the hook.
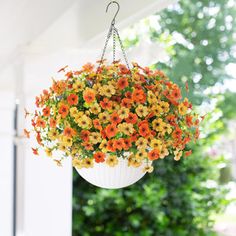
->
[106,1,120,25]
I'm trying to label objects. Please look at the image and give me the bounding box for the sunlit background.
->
[0,0,235,236]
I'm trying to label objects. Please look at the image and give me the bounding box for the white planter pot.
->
[75,158,146,189]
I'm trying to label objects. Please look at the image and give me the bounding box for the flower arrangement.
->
[25,61,200,173]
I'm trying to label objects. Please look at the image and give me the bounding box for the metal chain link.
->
[113,26,116,62]
[113,27,131,72]
[97,23,114,73]
[97,21,131,73]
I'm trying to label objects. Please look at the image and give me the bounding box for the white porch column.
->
[14,55,72,236]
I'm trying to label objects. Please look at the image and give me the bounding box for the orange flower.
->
[63,127,76,137]
[123,138,132,150]
[107,140,116,152]
[119,64,130,74]
[93,119,102,131]
[110,112,122,124]
[186,115,193,127]
[132,89,146,103]
[59,104,69,118]
[125,91,132,99]
[172,127,182,140]
[105,124,118,138]
[83,89,95,103]
[195,128,200,139]
[171,87,182,100]
[100,129,107,139]
[125,113,138,124]
[82,63,94,72]
[67,94,78,105]
[49,118,57,128]
[185,150,192,157]
[81,130,90,142]
[121,98,132,108]
[117,77,129,89]
[148,149,160,161]
[93,152,105,163]
[32,147,39,155]
[100,98,112,110]
[36,118,46,128]
[24,129,30,138]
[139,123,150,137]
[82,142,94,150]
[36,132,42,145]
[65,71,73,78]
[43,107,50,117]
[166,114,177,126]
[114,138,125,151]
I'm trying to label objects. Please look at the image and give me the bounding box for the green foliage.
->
[73,0,236,235]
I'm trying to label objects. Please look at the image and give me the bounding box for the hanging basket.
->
[25,1,200,189]
[76,157,146,189]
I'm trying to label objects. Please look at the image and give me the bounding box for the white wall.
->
[0,91,14,236]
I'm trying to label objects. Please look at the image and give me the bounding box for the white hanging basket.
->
[75,158,146,189]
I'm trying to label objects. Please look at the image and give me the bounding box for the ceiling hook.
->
[106,1,120,25]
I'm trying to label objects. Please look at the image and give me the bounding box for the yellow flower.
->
[73,80,85,92]
[48,129,58,140]
[106,155,118,167]
[147,91,157,104]
[109,102,120,112]
[56,114,62,123]
[82,158,94,168]
[62,136,73,147]
[45,148,52,157]
[118,107,129,119]
[85,110,91,116]
[99,84,115,97]
[58,143,67,152]
[142,165,154,173]
[160,147,169,159]
[72,158,83,169]
[99,140,108,153]
[159,101,170,113]
[92,82,102,92]
[135,105,149,118]
[135,149,147,160]
[89,103,101,114]
[151,105,163,115]
[150,139,162,150]
[74,111,84,121]
[108,80,117,87]
[152,118,164,132]
[77,115,92,128]
[161,123,172,135]
[174,150,183,161]
[118,123,134,135]
[89,132,102,144]
[128,154,142,167]
[178,103,188,116]
[71,147,81,158]
[70,107,79,118]
[135,137,148,149]
[98,112,110,124]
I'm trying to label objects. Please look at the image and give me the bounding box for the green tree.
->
[73,0,236,235]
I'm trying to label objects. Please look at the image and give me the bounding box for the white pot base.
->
[76,158,146,189]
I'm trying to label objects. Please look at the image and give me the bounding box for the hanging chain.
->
[97,24,131,73]
[113,27,131,72]
[97,23,114,72]
[113,26,116,63]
